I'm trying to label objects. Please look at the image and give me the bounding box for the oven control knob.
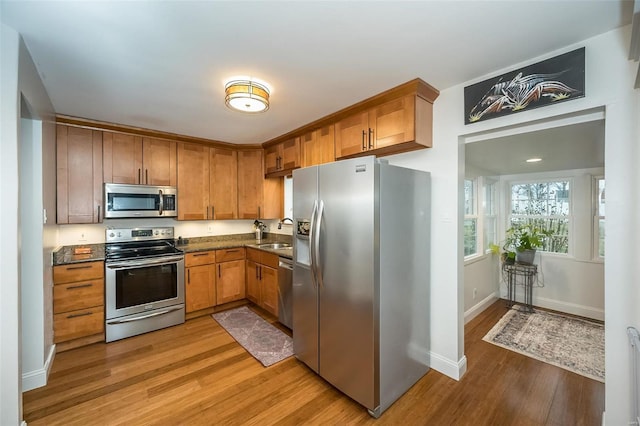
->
[117,232,122,237]
[154,230,159,235]
[109,232,115,238]
[160,230,165,235]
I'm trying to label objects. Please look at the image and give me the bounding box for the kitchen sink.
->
[258,243,292,249]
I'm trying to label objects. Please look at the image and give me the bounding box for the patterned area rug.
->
[212,306,293,367]
[483,305,604,382]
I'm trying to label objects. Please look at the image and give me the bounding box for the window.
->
[464,179,478,257]
[483,180,498,251]
[509,180,570,254]
[595,177,605,258]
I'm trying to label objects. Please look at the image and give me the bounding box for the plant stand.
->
[502,262,538,312]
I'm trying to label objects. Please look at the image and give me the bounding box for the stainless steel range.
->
[105,227,185,342]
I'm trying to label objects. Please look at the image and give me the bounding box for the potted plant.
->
[503,223,550,264]
[489,243,516,265]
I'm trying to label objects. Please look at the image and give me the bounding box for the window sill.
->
[464,253,492,266]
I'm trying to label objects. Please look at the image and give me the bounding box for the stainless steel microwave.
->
[104,183,177,218]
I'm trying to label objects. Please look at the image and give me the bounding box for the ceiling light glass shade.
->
[526,157,542,163]
[225,79,270,113]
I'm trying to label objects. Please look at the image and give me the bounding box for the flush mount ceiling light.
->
[526,157,543,163]
[224,79,270,113]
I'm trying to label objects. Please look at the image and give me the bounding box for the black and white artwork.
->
[464,47,585,124]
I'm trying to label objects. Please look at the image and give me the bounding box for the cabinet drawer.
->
[216,247,245,262]
[53,279,104,314]
[246,247,279,268]
[53,261,104,284]
[261,252,279,269]
[185,251,216,267]
[54,306,104,343]
[246,248,261,263]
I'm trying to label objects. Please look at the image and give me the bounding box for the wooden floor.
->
[23,300,604,425]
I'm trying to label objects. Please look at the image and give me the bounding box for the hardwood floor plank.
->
[23,300,605,425]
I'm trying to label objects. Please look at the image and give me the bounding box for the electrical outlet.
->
[207,224,214,234]
[79,232,87,242]
[473,288,477,300]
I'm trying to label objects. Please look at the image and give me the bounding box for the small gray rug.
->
[483,305,604,382]
[212,306,293,367]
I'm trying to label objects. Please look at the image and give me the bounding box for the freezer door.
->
[292,165,319,372]
[317,156,378,410]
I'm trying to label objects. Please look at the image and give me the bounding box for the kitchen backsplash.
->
[56,218,293,246]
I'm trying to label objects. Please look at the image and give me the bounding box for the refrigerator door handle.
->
[309,200,319,288]
[315,200,325,288]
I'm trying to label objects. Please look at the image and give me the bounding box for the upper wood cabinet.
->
[103,133,176,186]
[177,142,210,220]
[237,150,283,220]
[56,124,103,224]
[335,94,432,160]
[210,148,238,220]
[264,137,300,177]
[301,124,335,168]
[177,143,239,221]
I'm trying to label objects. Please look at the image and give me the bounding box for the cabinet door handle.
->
[211,205,215,219]
[218,264,221,278]
[259,266,262,280]
[192,253,208,257]
[368,128,373,149]
[255,265,259,279]
[187,269,191,284]
[67,311,93,319]
[225,249,240,253]
[145,169,148,185]
[258,206,261,219]
[362,130,366,151]
[97,205,101,222]
[138,168,141,184]
[66,265,92,270]
[66,283,93,290]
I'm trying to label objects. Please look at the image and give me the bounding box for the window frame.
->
[507,177,573,256]
[593,176,605,260]
[483,178,498,255]
[464,178,480,259]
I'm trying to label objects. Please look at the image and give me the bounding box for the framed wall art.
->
[464,47,585,124]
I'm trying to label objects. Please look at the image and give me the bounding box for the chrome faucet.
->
[278,217,293,229]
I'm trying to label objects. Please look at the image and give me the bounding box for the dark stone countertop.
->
[52,243,106,266]
[53,233,293,266]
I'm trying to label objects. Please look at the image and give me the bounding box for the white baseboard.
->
[464,292,499,324]
[500,288,604,321]
[429,351,467,380]
[22,344,55,392]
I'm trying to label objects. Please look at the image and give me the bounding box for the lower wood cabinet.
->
[185,251,216,313]
[53,261,105,349]
[215,248,246,305]
[246,248,279,317]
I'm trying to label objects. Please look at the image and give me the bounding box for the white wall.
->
[1,22,24,426]
[439,26,637,425]
[463,256,500,323]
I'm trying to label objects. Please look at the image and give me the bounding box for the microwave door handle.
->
[158,189,163,216]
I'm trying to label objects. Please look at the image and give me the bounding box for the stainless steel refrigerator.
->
[292,156,430,418]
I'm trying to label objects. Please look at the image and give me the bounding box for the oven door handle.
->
[106,305,183,324]
[106,255,184,270]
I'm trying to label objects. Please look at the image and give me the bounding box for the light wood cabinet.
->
[301,124,335,167]
[185,251,216,313]
[210,148,238,220]
[237,150,283,219]
[177,142,210,220]
[103,134,176,186]
[264,137,301,177]
[177,143,240,221]
[335,94,432,159]
[53,261,105,347]
[215,248,245,305]
[245,248,279,317]
[56,124,103,224]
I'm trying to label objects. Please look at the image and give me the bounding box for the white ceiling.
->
[1,1,633,145]
[465,120,605,176]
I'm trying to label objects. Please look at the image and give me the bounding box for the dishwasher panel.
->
[278,257,293,329]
